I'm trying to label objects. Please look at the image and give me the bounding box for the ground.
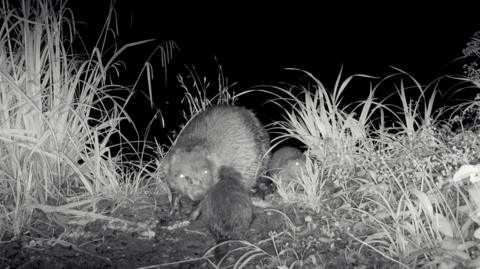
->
[1,190,396,269]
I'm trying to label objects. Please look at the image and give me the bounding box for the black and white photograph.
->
[1,1,480,268]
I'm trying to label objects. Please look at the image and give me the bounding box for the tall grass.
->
[262,63,480,268]
[158,32,480,268]
[0,0,144,240]
[178,63,240,120]
[271,69,374,165]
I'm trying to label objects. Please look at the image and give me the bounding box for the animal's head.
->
[167,148,215,201]
[283,156,306,178]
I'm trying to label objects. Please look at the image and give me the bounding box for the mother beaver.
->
[164,105,270,214]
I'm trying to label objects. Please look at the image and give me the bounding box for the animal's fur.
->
[164,105,270,213]
[198,166,253,261]
[268,146,305,177]
[254,146,305,196]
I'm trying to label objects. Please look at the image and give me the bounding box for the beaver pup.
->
[268,146,305,177]
[255,146,305,196]
[197,166,254,261]
[164,105,270,214]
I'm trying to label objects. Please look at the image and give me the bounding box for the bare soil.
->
[1,190,395,269]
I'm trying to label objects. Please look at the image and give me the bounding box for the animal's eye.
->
[180,174,193,184]
[203,170,209,175]
[294,161,300,166]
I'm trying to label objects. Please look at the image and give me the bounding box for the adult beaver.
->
[195,166,254,261]
[164,105,270,214]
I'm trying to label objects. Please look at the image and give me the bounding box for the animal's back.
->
[201,166,253,243]
[172,105,270,190]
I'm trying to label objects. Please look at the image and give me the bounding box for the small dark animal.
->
[163,105,270,214]
[255,146,306,196]
[268,146,305,178]
[195,166,254,261]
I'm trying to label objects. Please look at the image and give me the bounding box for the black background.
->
[66,1,480,143]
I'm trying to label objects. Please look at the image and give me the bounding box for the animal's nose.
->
[184,176,194,184]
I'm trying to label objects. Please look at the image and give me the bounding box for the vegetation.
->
[2,0,480,268]
[0,0,158,242]
[263,55,480,268]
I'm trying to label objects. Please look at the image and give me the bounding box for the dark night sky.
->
[68,1,480,82]
[66,1,480,139]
